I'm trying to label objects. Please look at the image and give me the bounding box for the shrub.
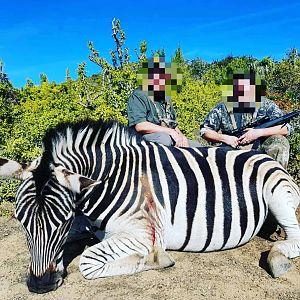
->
[172,80,221,139]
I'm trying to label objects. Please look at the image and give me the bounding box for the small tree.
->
[135,40,147,62]
[187,58,209,81]
[87,19,138,115]
[40,73,48,85]
[0,60,9,84]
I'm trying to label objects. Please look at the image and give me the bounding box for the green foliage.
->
[289,126,300,160]
[110,18,130,68]
[172,47,185,65]
[138,40,147,61]
[172,81,220,139]
[187,58,209,80]
[3,81,90,160]
[200,55,259,84]
[0,180,19,203]
[87,19,139,116]
[267,48,300,102]
[0,178,19,216]
[92,62,138,115]
[0,80,19,149]
[0,94,13,145]
[40,73,48,85]
[151,48,166,57]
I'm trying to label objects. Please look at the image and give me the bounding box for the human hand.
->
[175,134,189,147]
[238,128,262,145]
[169,130,189,147]
[222,135,240,148]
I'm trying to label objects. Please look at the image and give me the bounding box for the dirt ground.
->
[0,217,300,300]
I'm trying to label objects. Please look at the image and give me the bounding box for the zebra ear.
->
[0,157,41,180]
[53,166,100,193]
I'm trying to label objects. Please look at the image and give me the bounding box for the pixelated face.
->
[222,70,265,113]
[234,79,256,102]
[137,56,182,101]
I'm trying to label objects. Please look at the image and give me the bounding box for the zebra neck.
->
[77,142,139,225]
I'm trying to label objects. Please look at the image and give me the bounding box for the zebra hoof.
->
[145,247,175,269]
[267,250,292,278]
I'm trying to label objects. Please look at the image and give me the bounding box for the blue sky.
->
[1,0,300,88]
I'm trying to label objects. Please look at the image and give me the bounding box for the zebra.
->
[0,119,300,294]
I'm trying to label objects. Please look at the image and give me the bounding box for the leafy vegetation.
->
[0,19,299,211]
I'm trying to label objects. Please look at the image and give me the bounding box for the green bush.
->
[0,179,19,202]
[172,80,221,139]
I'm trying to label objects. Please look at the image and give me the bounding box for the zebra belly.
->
[165,224,257,252]
[160,150,269,252]
[163,183,268,253]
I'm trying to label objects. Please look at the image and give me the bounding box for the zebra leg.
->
[79,233,175,280]
[267,185,300,277]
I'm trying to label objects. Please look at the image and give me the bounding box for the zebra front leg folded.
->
[267,183,300,277]
[79,233,175,280]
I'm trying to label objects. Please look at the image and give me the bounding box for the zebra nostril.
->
[56,277,64,288]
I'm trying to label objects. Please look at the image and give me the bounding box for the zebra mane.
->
[32,119,142,196]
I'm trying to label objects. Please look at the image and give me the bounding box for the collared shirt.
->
[200,96,292,136]
[127,89,177,128]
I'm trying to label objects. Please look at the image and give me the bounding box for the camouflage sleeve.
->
[200,103,224,136]
[263,97,284,118]
[169,100,177,120]
[261,97,293,135]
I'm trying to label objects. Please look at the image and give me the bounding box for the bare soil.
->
[0,217,300,300]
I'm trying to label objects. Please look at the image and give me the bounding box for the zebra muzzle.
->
[27,264,65,294]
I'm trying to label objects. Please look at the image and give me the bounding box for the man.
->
[200,70,292,168]
[127,55,201,148]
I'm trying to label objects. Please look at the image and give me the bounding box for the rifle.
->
[223,110,300,138]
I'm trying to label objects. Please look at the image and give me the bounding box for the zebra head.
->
[0,158,99,293]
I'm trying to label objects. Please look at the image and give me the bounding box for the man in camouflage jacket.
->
[200,71,292,168]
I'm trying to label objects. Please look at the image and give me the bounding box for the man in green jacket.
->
[127,56,201,147]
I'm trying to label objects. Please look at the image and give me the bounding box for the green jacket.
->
[127,89,177,128]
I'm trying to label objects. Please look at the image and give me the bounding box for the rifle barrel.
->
[222,110,300,136]
[255,110,300,129]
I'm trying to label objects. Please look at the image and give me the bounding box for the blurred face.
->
[222,74,262,113]
[137,56,182,101]
[236,79,256,102]
[147,72,169,91]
